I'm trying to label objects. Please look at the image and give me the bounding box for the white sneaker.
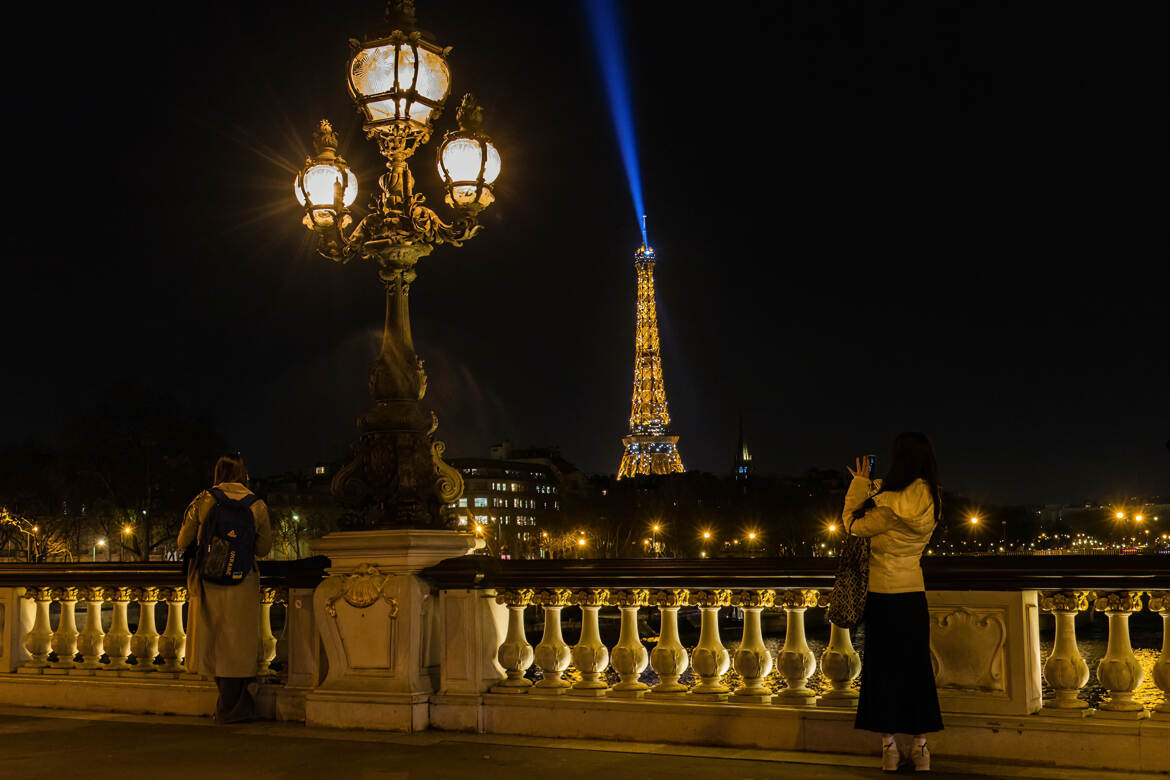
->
[882,740,901,772]
[911,742,931,772]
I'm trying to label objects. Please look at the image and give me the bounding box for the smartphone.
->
[867,455,876,475]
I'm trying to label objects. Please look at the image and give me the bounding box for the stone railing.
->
[1,545,1167,772]
[420,554,1170,772]
[0,558,328,715]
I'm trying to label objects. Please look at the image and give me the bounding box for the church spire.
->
[734,416,752,480]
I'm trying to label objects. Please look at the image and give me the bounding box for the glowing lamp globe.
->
[348,33,450,134]
[295,120,358,229]
[295,164,358,224]
[437,94,500,211]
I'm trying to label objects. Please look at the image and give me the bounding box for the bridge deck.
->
[1,706,1159,780]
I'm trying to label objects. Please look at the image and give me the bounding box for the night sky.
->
[6,2,1166,505]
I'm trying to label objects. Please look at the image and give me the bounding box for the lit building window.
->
[315,465,326,475]
[474,497,488,508]
[458,498,468,507]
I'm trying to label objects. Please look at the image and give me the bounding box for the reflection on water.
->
[526,606,1167,710]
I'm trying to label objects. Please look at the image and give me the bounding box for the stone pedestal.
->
[304,529,480,732]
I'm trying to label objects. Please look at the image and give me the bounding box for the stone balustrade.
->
[10,583,287,676]
[0,552,1167,774]
[473,583,1170,717]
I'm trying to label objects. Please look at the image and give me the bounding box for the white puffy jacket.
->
[841,476,936,593]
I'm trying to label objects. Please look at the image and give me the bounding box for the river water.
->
[526,606,1166,710]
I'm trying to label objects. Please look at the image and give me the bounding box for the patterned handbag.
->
[827,520,870,630]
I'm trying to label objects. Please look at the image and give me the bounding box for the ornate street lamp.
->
[294,1,501,529]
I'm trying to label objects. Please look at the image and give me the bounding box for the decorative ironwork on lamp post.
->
[294,1,501,530]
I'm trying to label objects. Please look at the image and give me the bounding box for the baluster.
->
[274,589,291,673]
[257,587,278,677]
[491,589,535,693]
[157,587,188,674]
[50,587,79,669]
[775,588,819,705]
[1039,591,1093,714]
[569,589,610,697]
[1147,591,1170,719]
[130,587,160,672]
[533,588,572,693]
[103,587,133,670]
[22,587,53,668]
[1094,591,1147,717]
[732,589,775,704]
[609,589,650,698]
[648,589,690,698]
[76,587,107,671]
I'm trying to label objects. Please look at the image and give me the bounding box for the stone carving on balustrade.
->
[532,588,573,693]
[648,589,690,698]
[317,563,400,672]
[46,587,79,670]
[492,588,535,693]
[690,589,732,700]
[775,588,820,705]
[76,587,107,671]
[731,589,775,704]
[816,591,862,707]
[928,607,1007,692]
[103,587,134,671]
[1093,590,1147,717]
[22,587,54,668]
[609,589,650,698]
[1149,591,1170,718]
[569,589,610,697]
[130,587,160,672]
[1038,590,1094,714]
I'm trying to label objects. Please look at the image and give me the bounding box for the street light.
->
[293,0,501,530]
[92,539,106,563]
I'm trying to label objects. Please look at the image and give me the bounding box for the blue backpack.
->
[197,487,258,585]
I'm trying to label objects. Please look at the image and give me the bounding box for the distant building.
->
[448,442,583,559]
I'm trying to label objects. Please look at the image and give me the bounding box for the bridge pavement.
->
[0,706,1159,780]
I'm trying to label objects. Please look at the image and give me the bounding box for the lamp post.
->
[295,1,501,530]
[92,539,106,563]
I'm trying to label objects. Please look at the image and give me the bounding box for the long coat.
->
[177,482,273,678]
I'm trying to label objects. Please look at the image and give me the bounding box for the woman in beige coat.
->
[843,432,943,773]
[178,454,272,723]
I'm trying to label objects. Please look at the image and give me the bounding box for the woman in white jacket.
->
[843,432,943,772]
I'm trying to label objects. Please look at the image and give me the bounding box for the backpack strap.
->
[239,493,259,508]
[208,486,258,507]
[209,487,228,503]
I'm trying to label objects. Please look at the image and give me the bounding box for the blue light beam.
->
[585,0,649,249]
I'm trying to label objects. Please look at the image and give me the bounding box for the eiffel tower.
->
[617,241,685,479]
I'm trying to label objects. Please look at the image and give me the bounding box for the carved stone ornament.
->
[929,608,1007,691]
[495,588,535,608]
[534,588,573,608]
[1093,591,1145,613]
[1149,591,1170,613]
[778,588,821,609]
[1040,591,1094,613]
[572,589,610,608]
[731,589,775,609]
[691,589,732,608]
[161,587,188,604]
[324,563,400,619]
[610,589,649,608]
[23,587,53,602]
[650,589,690,608]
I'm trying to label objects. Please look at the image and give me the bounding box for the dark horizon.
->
[4,2,1166,507]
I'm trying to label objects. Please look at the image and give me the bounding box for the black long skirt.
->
[855,591,944,734]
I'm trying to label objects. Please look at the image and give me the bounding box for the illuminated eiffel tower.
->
[617,239,685,479]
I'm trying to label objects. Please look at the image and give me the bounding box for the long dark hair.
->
[880,432,942,523]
